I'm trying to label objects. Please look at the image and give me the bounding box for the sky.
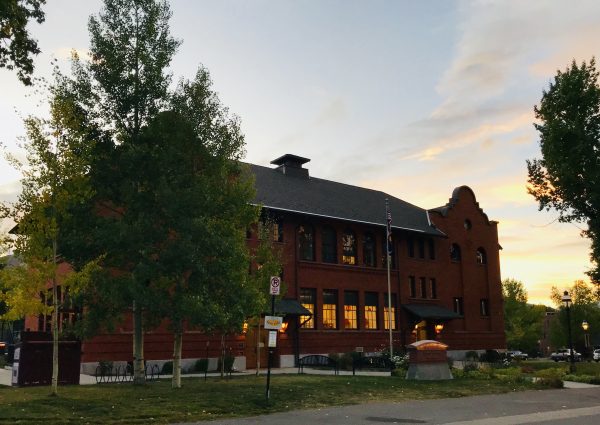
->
[1,0,599,305]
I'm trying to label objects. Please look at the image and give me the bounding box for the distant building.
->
[26,154,507,371]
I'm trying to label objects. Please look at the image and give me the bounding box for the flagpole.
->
[385,199,393,361]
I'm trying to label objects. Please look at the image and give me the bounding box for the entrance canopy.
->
[272,299,312,317]
[402,304,461,321]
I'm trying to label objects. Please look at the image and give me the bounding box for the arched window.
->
[476,247,487,264]
[322,226,337,263]
[342,229,357,265]
[298,225,315,261]
[363,232,376,267]
[450,243,461,262]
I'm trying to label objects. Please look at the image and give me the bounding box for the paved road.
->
[179,386,600,425]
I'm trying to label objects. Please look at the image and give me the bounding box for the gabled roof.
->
[248,162,444,236]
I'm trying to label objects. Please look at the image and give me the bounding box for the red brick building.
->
[27,153,506,371]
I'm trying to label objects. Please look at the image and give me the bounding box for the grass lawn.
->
[0,374,539,424]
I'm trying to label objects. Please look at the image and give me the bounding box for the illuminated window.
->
[363,232,376,267]
[344,291,358,329]
[384,293,397,330]
[450,243,461,262]
[258,216,283,242]
[476,247,487,264]
[298,225,315,261]
[300,288,316,329]
[322,226,337,263]
[480,299,490,316]
[342,230,357,265]
[430,278,437,299]
[364,292,378,329]
[323,289,338,329]
[409,276,416,298]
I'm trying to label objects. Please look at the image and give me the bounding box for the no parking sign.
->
[269,276,281,295]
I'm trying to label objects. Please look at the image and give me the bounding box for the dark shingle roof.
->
[249,163,443,236]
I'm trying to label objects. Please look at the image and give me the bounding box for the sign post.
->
[266,276,281,401]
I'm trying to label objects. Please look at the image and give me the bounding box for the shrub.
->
[161,361,173,374]
[98,360,113,375]
[465,350,479,361]
[535,367,564,388]
[217,354,235,373]
[391,368,406,378]
[338,353,353,370]
[463,361,479,372]
[194,358,209,373]
[480,349,502,364]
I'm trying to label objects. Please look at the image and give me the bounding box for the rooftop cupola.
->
[270,154,310,178]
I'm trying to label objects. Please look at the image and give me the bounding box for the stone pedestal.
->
[405,339,453,380]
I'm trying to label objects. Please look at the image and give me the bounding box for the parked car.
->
[507,350,528,360]
[593,349,600,362]
[0,341,6,356]
[550,348,582,362]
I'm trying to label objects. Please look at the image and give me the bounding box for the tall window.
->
[453,297,464,315]
[409,276,416,298]
[480,299,490,316]
[364,292,378,329]
[363,232,376,267]
[450,243,461,262]
[407,237,415,258]
[476,247,487,265]
[418,238,425,259]
[420,277,427,298]
[322,226,337,263]
[323,289,338,329]
[430,278,437,299]
[428,238,436,260]
[342,230,357,265]
[298,225,315,261]
[384,293,397,330]
[300,288,316,329]
[344,291,358,329]
[259,216,283,242]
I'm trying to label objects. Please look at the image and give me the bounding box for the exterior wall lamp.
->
[435,323,444,334]
[279,321,288,333]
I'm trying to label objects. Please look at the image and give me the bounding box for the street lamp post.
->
[562,291,575,373]
[582,320,590,361]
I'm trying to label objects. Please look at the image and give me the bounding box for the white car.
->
[593,349,600,362]
[507,350,528,360]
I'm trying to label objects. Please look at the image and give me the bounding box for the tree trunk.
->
[172,327,182,389]
[51,239,59,396]
[132,300,145,385]
[220,334,225,379]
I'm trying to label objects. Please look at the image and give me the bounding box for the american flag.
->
[386,199,392,255]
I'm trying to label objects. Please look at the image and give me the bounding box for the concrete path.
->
[180,386,600,425]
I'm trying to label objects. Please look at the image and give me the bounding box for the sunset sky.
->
[1,0,599,305]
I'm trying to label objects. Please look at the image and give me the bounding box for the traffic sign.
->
[269,276,281,295]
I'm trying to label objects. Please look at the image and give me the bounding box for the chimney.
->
[270,154,310,178]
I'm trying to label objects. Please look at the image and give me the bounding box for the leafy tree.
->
[527,58,600,284]
[0,79,99,395]
[53,0,181,385]
[0,0,45,85]
[549,280,600,353]
[502,278,546,355]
